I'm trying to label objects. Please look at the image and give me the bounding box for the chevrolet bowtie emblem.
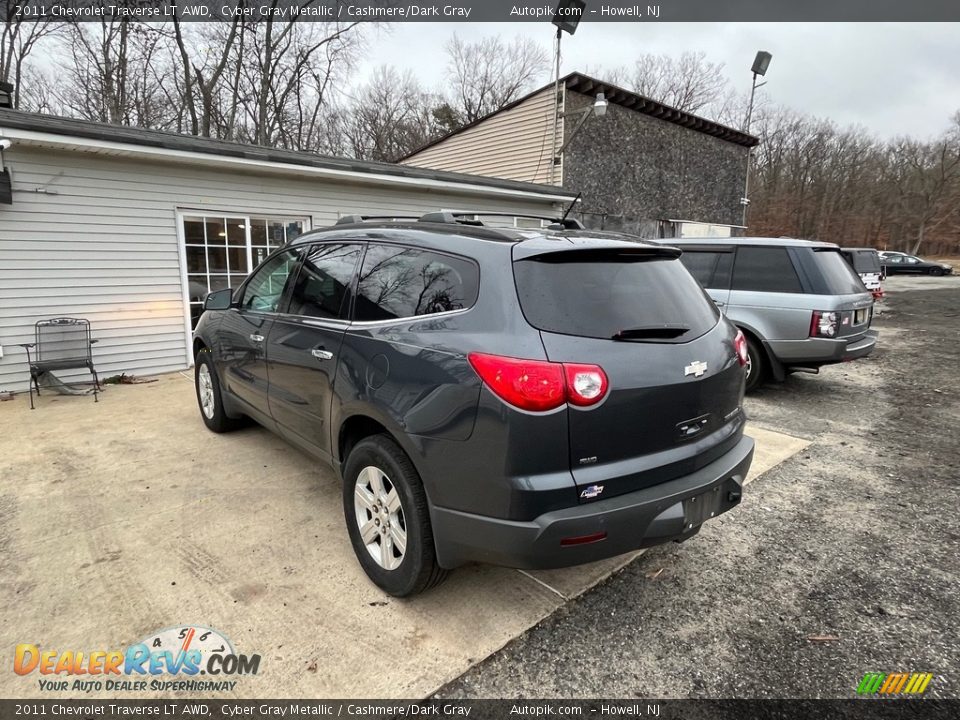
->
[684,360,708,378]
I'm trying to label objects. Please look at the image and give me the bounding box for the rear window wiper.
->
[611,325,691,341]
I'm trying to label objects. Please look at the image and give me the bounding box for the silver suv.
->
[673,237,878,391]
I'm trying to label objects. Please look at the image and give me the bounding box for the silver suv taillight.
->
[810,311,839,338]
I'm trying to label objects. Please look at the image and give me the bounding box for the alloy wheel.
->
[197,364,215,419]
[354,466,407,571]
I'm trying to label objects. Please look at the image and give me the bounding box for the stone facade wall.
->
[562,90,749,236]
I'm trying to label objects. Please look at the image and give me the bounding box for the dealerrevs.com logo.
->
[14,625,260,693]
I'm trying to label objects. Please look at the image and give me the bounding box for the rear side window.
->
[732,246,802,293]
[802,248,868,295]
[513,251,720,341]
[354,244,479,322]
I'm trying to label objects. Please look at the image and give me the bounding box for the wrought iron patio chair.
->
[19,317,100,410]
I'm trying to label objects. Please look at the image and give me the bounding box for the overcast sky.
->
[356,22,960,139]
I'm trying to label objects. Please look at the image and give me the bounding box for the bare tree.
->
[170,13,244,137]
[18,63,57,113]
[50,19,175,128]
[889,134,960,254]
[1,1,59,109]
[744,103,960,256]
[235,14,364,148]
[345,66,444,162]
[444,33,549,124]
[628,51,728,114]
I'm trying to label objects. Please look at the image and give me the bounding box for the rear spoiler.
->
[513,242,682,262]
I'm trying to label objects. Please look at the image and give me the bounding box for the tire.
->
[342,434,448,597]
[930,267,944,276]
[194,350,243,433]
[744,336,766,393]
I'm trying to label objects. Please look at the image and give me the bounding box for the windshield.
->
[513,252,720,341]
[809,249,869,295]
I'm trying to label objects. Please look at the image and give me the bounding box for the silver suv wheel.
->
[353,466,407,571]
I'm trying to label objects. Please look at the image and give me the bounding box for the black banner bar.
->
[1,700,958,720]
[8,0,960,23]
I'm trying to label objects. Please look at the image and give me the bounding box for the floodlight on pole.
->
[549,0,587,185]
[741,50,772,228]
[593,92,608,118]
[552,0,586,34]
[751,51,772,77]
[555,93,609,157]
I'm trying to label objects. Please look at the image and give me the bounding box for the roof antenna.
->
[560,191,582,224]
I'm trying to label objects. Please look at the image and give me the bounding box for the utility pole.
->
[549,26,562,186]
[548,0,585,186]
[742,51,772,229]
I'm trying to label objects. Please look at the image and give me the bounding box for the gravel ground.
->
[440,278,960,700]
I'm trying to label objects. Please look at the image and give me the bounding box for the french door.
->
[179,212,310,329]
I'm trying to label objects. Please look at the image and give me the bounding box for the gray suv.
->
[673,237,878,392]
[193,212,755,596]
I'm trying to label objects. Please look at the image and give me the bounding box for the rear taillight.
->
[468,353,565,412]
[733,330,748,367]
[468,353,608,412]
[810,311,839,338]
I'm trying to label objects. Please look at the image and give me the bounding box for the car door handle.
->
[311,349,334,360]
[249,334,264,343]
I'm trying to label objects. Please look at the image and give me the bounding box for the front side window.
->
[731,246,803,293]
[354,244,479,322]
[679,250,725,287]
[240,249,301,313]
[287,244,363,320]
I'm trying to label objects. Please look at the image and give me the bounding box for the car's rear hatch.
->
[799,247,876,337]
[843,249,883,291]
[513,239,746,502]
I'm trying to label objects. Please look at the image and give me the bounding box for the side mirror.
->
[204,288,234,311]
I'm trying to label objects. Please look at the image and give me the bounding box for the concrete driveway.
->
[0,373,806,699]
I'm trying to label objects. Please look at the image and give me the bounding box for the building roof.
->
[0,109,576,202]
[400,71,759,162]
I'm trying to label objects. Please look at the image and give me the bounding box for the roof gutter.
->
[1,127,577,204]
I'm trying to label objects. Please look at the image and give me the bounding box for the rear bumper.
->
[430,435,754,570]
[768,329,878,368]
[840,330,879,361]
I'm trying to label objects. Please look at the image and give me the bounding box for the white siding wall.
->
[401,88,561,185]
[0,146,562,392]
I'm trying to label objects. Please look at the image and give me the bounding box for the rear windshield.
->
[847,250,882,273]
[807,249,868,295]
[513,251,720,341]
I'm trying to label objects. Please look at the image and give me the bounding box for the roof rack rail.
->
[417,210,584,230]
[418,211,484,226]
[335,214,419,225]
